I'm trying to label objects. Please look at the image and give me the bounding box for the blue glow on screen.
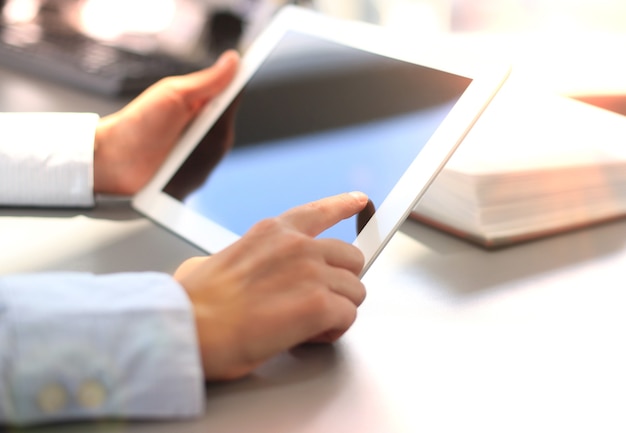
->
[182,102,454,242]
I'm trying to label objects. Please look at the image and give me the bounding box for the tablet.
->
[132,6,510,276]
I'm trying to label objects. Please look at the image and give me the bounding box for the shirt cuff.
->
[0,112,99,207]
[0,272,204,426]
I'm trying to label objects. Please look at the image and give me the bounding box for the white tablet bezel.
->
[133,5,510,276]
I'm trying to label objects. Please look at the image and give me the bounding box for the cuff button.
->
[77,379,107,409]
[37,383,68,415]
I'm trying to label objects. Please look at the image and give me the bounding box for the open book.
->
[411,81,626,247]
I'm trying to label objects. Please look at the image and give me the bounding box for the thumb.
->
[175,50,240,106]
[174,256,210,282]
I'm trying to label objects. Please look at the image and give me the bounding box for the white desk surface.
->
[2,40,626,431]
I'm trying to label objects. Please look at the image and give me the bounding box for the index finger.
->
[279,192,369,237]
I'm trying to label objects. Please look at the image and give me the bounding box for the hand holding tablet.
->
[93,51,240,195]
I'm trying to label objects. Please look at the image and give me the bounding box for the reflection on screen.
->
[163,31,471,243]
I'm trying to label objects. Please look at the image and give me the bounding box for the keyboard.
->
[0,23,207,96]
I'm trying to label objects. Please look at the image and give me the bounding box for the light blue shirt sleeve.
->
[0,272,205,426]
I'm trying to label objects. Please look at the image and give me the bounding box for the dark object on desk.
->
[0,22,206,96]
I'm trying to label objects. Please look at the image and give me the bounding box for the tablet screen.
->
[163,31,471,244]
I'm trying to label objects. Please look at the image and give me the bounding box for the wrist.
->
[93,116,113,194]
[93,115,135,195]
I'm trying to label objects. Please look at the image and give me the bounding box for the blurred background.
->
[0,0,625,107]
[317,0,626,107]
[317,0,626,33]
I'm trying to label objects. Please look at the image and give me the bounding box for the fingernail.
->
[215,50,239,68]
[348,191,368,202]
